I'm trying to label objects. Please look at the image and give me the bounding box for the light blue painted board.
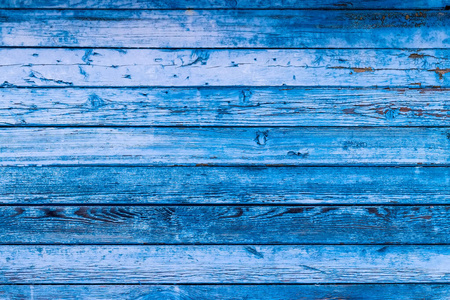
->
[1,88,450,126]
[1,245,450,283]
[1,127,449,166]
[1,49,450,87]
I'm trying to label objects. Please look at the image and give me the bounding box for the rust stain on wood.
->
[428,67,450,80]
[352,67,373,73]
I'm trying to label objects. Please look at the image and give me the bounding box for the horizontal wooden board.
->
[0,205,448,244]
[2,166,450,205]
[2,284,450,300]
[2,88,450,126]
[1,127,450,166]
[0,10,449,48]
[1,49,450,87]
[1,245,450,283]
[0,0,448,9]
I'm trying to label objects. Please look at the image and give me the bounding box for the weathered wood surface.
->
[1,49,450,87]
[2,0,450,292]
[0,10,449,48]
[0,205,448,244]
[2,88,450,126]
[1,245,450,283]
[3,166,449,205]
[1,0,448,9]
[1,127,450,166]
[2,284,450,300]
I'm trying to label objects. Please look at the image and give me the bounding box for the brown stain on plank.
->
[399,107,411,112]
[408,53,424,59]
[352,67,373,73]
[343,108,356,114]
[428,67,450,80]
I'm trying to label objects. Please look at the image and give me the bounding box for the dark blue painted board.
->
[0,205,448,244]
[2,166,450,205]
[1,0,448,9]
[0,10,449,48]
[2,284,450,300]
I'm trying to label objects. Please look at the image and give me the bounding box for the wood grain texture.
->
[2,0,450,290]
[2,166,450,205]
[1,127,450,166]
[0,10,448,48]
[0,205,448,244]
[3,166,450,205]
[2,88,450,126]
[2,284,450,300]
[1,245,450,283]
[1,0,448,9]
[2,49,450,87]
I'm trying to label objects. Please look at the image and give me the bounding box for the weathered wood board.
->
[2,166,448,205]
[1,127,449,166]
[1,245,450,283]
[0,10,448,48]
[0,205,448,244]
[1,88,450,126]
[1,0,448,9]
[0,49,450,87]
[2,284,450,300]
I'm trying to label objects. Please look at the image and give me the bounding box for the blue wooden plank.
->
[0,245,449,283]
[0,0,448,9]
[1,88,450,126]
[1,127,449,166]
[2,166,449,205]
[0,10,448,48]
[0,205,448,244]
[1,166,448,205]
[2,284,450,300]
[2,49,450,87]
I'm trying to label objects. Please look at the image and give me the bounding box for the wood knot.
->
[87,94,106,109]
[240,89,252,102]
[384,108,398,120]
[254,130,268,146]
